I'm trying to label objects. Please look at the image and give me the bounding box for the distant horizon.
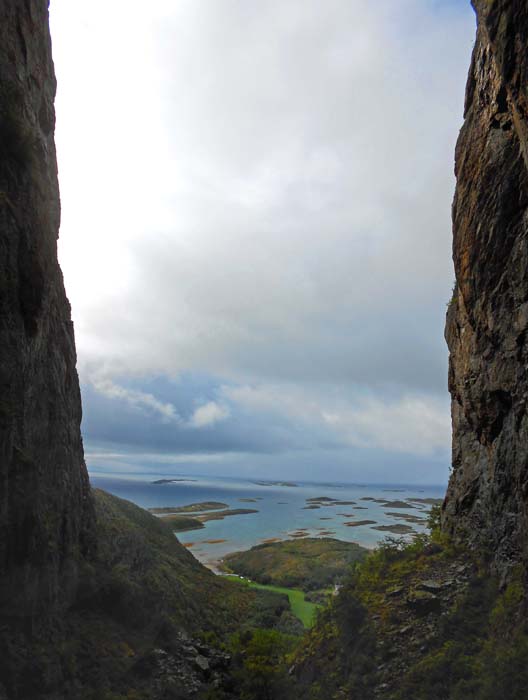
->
[87,467,449,490]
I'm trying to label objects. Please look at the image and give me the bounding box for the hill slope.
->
[1,489,260,699]
[222,537,367,591]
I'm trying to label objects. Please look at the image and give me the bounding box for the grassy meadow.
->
[223,575,320,628]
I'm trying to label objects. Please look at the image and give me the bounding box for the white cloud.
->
[92,378,181,424]
[320,396,450,455]
[49,0,474,391]
[188,401,230,428]
[90,379,230,430]
[224,383,449,457]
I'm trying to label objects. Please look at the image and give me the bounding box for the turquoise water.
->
[90,472,445,569]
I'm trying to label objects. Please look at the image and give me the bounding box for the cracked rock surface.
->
[442,0,528,576]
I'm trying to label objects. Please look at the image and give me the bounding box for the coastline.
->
[90,473,443,567]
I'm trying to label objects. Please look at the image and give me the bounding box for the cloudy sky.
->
[49,0,476,484]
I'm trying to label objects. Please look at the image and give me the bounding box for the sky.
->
[49,0,476,484]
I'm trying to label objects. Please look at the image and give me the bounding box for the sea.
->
[90,472,446,570]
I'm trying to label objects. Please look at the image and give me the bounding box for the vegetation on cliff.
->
[211,508,528,700]
[291,509,528,700]
[0,490,296,699]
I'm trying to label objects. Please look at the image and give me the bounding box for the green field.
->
[224,575,320,628]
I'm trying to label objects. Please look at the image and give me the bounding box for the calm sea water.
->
[90,472,446,570]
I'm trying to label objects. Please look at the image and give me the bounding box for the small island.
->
[149,501,259,532]
[196,508,259,522]
[157,514,205,532]
[221,537,367,591]
[407,497,443,506]
[149,501,228,514]
[150,478,197,484]
[385,511,428,525]
[371,523,416,535]
[344,520,377,527]
[382,500,417,509]
[306,496,339,503]
[306,497,357,507]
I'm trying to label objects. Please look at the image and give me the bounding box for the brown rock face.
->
[443,0,528,572]
[0,1,95,621]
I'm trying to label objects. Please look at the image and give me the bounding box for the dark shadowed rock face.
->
[0,9,261,698]
[0,0,95,622]
[443,0,528,574]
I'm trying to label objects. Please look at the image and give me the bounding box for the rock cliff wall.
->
[0,0,95,623]
[0,9,259,698]
[443,0,528,574]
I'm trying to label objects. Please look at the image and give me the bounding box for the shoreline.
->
[192,535,379,575]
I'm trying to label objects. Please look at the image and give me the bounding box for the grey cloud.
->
[65,1,473,388]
